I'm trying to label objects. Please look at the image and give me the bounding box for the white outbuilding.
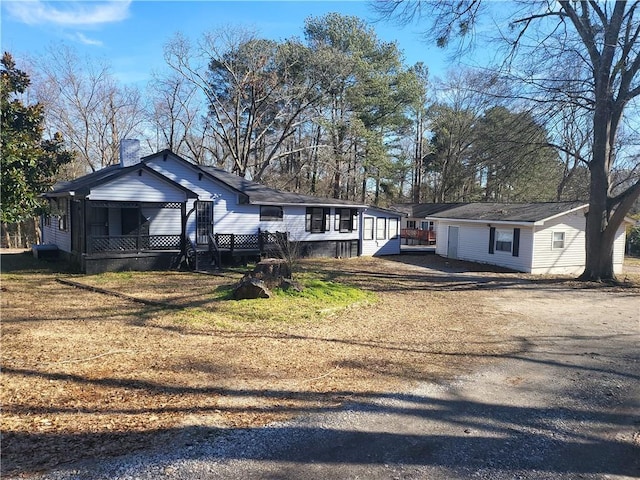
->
[429,202,629,275]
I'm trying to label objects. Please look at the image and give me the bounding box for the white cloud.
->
[5,0,131,27]
[74,32,104,46]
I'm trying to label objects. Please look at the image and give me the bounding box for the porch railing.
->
[212,231,286,253]
[89,235,181,253]
[89,232,288,256]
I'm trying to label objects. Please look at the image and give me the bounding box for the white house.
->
[41,142,401,273]
[429,202,628,275]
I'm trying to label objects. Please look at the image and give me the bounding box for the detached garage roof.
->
[429,201,588,224]
[391,203,467,217]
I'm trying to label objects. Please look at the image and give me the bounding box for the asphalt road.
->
[15,284,640,480]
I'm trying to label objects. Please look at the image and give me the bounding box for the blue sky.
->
[1,0,459,87]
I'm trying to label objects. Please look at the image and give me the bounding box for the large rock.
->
[232,276,272,300]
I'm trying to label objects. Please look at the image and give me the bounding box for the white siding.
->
[41,214,71,252]
[360,209,401,256]
[531,211,585,275]
[142,206,182,236]
[146,154,401,256]
[281,205,359,242]
[436,220,534,272]
[89,169,188,202]
[146,155,258,242]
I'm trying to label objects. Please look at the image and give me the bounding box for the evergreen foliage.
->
[0,52,73,225]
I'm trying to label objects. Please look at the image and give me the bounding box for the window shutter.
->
[512,228,520,257]
[305,209,311,232]
[489,227,495,254]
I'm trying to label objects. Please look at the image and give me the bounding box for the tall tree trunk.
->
[413,114,423,203]
[16,222,23,248]
[580,94,615,281]
[3,223,11,248]
[33,216,41,245]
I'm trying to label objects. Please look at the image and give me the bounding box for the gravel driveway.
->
[12,269,640,480]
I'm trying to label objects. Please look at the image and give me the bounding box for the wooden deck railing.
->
[400,228,436,245]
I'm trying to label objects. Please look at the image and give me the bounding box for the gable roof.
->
[43,163,198,199]
[429,201,588,224]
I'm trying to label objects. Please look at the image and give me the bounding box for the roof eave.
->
[431,217,536,227]
[536,204,589,225]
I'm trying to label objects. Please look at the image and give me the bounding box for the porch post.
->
[181,202,186,253]
[137,204,142,252]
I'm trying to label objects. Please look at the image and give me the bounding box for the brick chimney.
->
[119,139,141,167]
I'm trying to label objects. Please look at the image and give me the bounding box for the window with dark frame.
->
[334,208,356,232]
[260,205,283,221]
[406,220,416,229]
[306,207,330,233]
[376,217,386,240]
[57,198,68,232]
[363,217,374,240]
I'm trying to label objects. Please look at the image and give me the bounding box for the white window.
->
[389,218,399,239]
[552,231,565,249]
[495,229,513,252]
[376,217,387,240]
[363,217,374,240]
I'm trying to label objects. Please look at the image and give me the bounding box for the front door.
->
[196,201,213,245]
[447,226,459,259]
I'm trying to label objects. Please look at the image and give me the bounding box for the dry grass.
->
[3,250,629,475]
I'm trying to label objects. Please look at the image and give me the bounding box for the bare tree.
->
[146,72,216,164]
[375,0,640,281]
[164,28,326,180]
[34,45,145,173]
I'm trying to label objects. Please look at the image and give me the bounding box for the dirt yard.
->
[2,251,639,476]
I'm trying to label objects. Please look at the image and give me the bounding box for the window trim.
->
[389,217,399,239]
[552,231,565,249]
[260,205,283,222]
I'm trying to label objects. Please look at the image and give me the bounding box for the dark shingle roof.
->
[44,163,197,198]
[46,165,122,196]
[429,201,588,223]
[391,203,467,217]
[200,165,365,207]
